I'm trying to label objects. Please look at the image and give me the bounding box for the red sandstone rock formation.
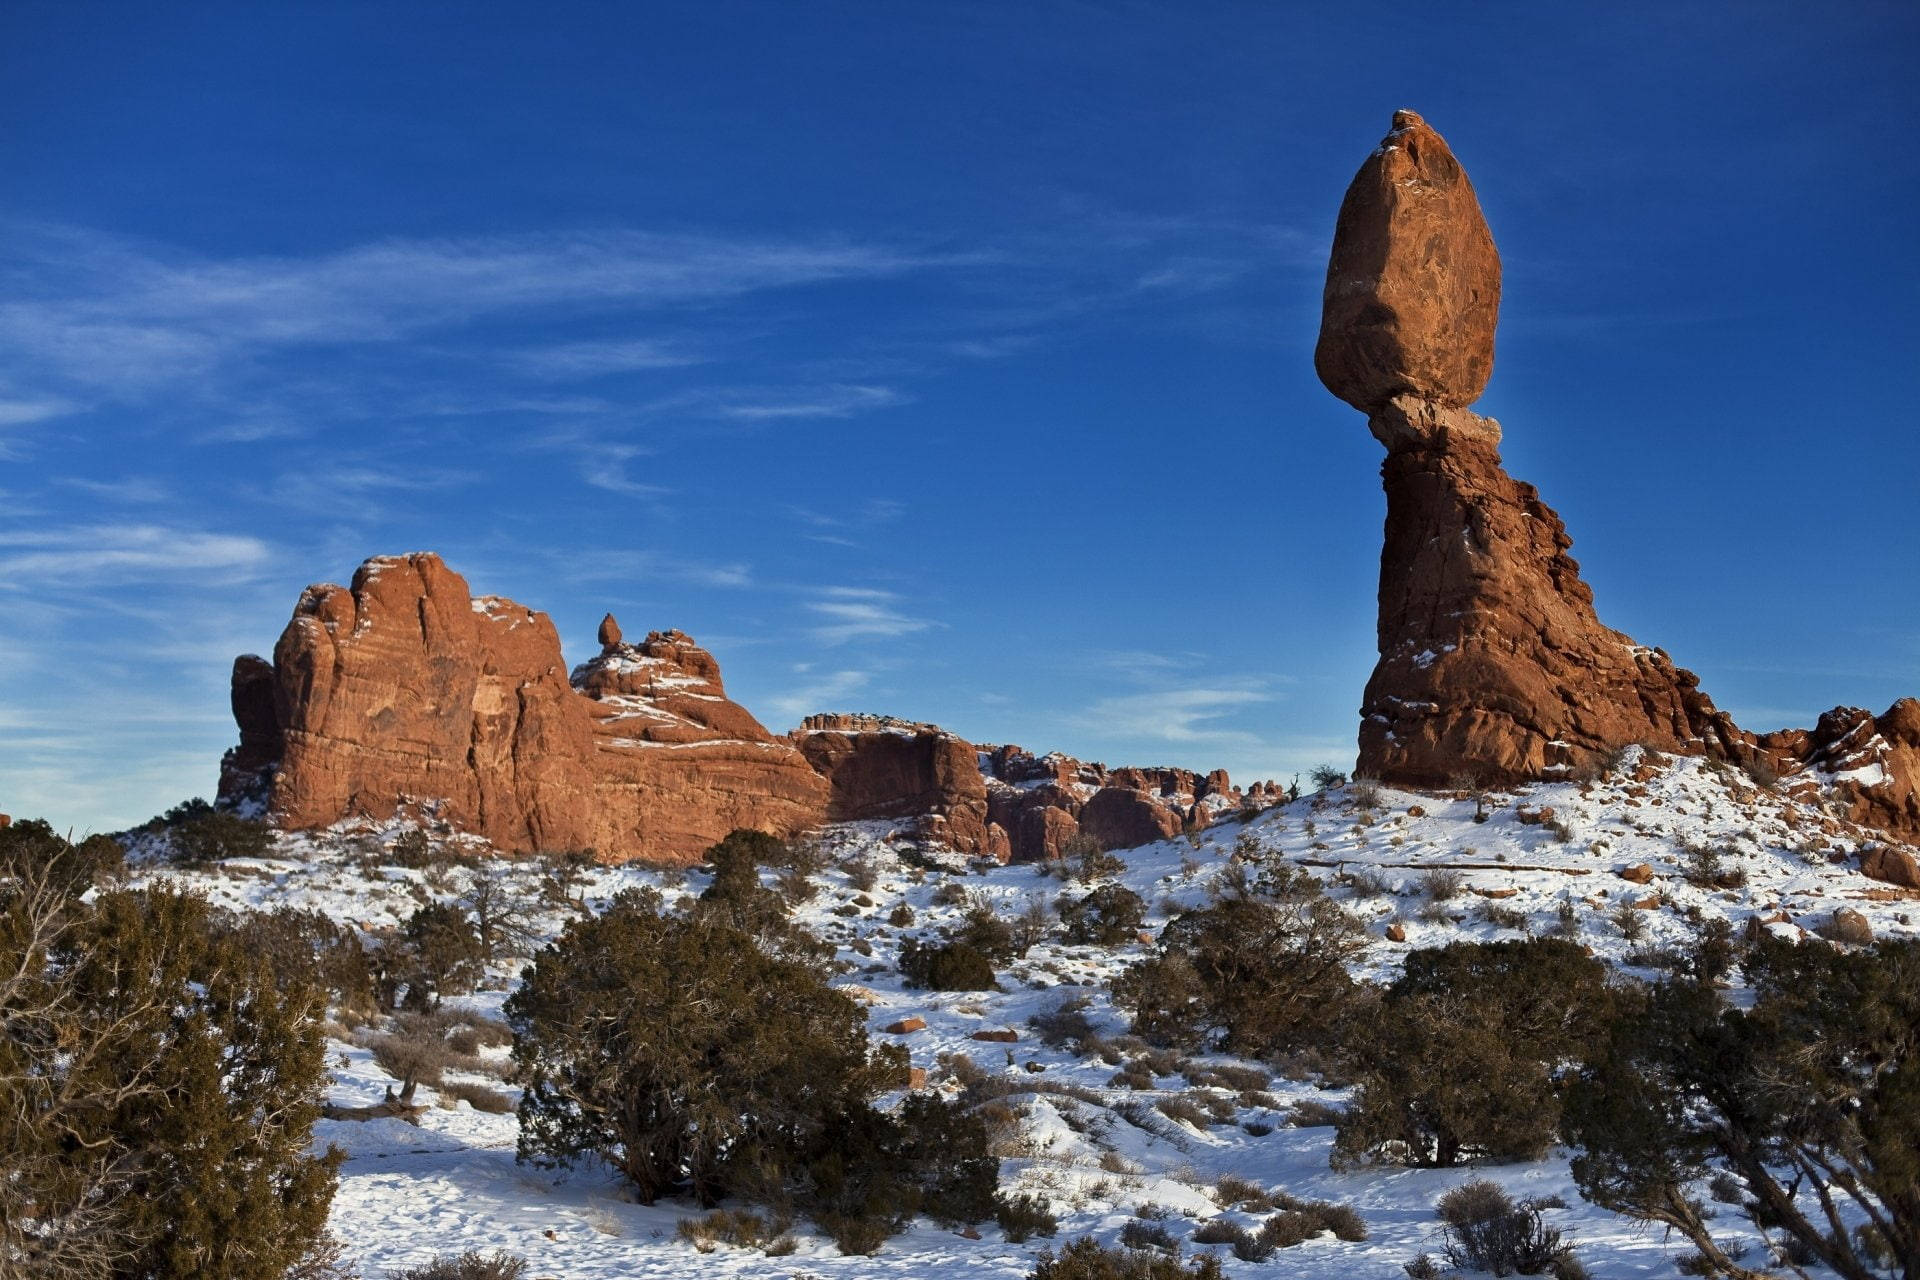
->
[218,553,825,863]
[794,715,999,858]
[794,714,1252,862]
[221,557,1257,863]
[1757,701,1920,842]
[1316,109,1499,416]
[1317,110,1919,846]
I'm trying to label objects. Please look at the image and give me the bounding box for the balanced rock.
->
[1316,109,1501,418]
[1316,112,1920,843]
[1318,114,1753,787]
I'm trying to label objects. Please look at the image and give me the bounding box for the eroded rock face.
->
[794,715,995,858]
[1319,113,1752,786]
[794,715,1252,863]
[1359,428,1750,785]
[219,553,824,863]
[1758,700,1920,840]
[219,557,1257,863]
[1320,111,1919,847]
[1316,109,1501,417]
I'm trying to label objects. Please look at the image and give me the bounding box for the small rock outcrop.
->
[794,715,999,858]
[1757,700,1920,841]
[795,714,1253,862]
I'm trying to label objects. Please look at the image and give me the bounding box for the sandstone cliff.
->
[793,714,1253,863]
[221,558,1260,863]
[219,553,825,863]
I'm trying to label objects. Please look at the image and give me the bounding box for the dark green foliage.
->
[509,891,994,1248]
[954,899,1024,963]
[1564,936,1919,1280]
[398,901,487,1009]
[1060,884,1147,946]
[691,828,821,958]
[509,890,899,1205]
[900,938,998,991]
[218,904,378,1014]
[1028,1238,1225,1280]
[151,797,272,865]
[0,870,338,1279]
[1119,1220,1177,1251]
[996,1192,1060,1242]
[1335,938,1621,1168]
[387,1251,528,1280]
[800,1093,1000,1245]
[0,817,123,894]
[1113,865,1368,1057]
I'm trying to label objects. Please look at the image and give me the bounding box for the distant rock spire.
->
[598,612,622,650]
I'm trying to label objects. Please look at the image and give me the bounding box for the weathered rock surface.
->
[796,714,1254,863]
[795,715,996,857]
[1316,109,1501,416]
[221,557,1260,863]
[1757,700,1920,841]
[1318,113,1920,837]
[219,554,825,863]
[1358,427,1751,786]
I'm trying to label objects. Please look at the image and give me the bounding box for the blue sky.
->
[2,1,1915,834]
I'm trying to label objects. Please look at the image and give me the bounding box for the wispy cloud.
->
[561,549,753,590]
[764,667,872,722]
[55,476,170,504]
[786,497,907,548]
[0,524,273,586]
[0,395,80,426]
[507,338,705,379]
[806,587,934,645]
[0,221,969,397]
[271,461,478,514]
[640,383,905,423]
[1070,683,1275,747]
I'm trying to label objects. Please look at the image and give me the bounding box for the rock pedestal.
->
[1317,112,1919,835]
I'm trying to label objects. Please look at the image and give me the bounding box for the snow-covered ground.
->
[134,748,1917,1279]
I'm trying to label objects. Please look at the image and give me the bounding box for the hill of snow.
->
[130,747,1917,1279]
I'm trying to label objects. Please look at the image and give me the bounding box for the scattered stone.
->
[1385,921,1407,942]
[1618,863,1655,884]
[1859,843,1920,890]
[970,1029,1019,1043]
[882,1017,926,1035]
[1824,907,1874,946]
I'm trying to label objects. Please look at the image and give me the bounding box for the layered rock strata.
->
[221,558,1259,862]
[793,714,1251,863]
[219,553,825,863]
[1318,110,1919,846]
